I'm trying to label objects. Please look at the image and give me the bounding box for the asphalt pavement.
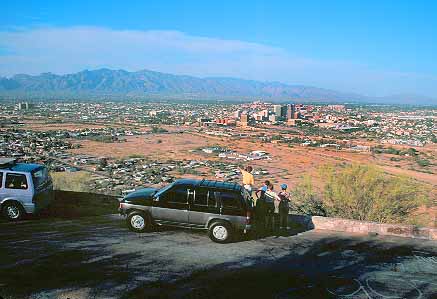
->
[0,215,436,299]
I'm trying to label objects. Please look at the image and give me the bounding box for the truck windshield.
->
[32,167,50,190]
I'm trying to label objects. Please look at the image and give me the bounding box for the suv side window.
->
[5,173,28,190]
[194,188,208,206]
[208,191,219,208]
[0,172,3,188]
[219,191,242,209]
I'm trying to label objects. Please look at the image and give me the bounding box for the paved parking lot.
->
[0,215,436,299]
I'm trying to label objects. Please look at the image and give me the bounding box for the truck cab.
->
[0,158,54,221]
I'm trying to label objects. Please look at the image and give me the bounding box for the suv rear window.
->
[32,167,49,189]
[219,191,242,209]
[5,173,28,190]
[208,191,219,208]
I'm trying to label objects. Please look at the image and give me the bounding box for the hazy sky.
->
[1,0,437,97]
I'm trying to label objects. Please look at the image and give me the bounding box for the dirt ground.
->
[67,130,437,189]
[69,133,216,160]
[17,120,107,131]
[0,215,436,299]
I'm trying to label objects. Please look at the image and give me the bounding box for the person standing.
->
[278,184,291,231]
[239,165,255,198]
[254,185,268,238]
[266,184,281,234]
[255,180,271,199]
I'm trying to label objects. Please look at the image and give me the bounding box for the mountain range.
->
[0,68,435,105]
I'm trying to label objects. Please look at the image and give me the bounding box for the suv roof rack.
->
[0,158,17,169]
[198,179,241,191]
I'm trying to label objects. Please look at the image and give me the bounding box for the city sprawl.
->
[0,100,436,197]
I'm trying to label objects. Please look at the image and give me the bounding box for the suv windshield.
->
[154,183,174,198]
[32,167,50,190]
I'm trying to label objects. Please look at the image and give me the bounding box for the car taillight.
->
[119,202,124,209]
[246,211,252,225]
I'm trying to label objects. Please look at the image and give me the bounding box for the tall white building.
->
[273,105,282,116]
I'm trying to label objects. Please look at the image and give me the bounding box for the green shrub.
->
[51,171,92,192]
[320,164,429,224]
[416,158,431,167]
[291,175,327,216]
[151,126,168,133]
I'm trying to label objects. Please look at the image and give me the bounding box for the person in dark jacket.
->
[278,183,291,232]
[266,184,280,234]
[254,185,268,238]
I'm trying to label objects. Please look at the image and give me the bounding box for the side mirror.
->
[153,196,159,202]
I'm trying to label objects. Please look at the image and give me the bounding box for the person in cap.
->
[255,180,271,200]
[278,183,291,232]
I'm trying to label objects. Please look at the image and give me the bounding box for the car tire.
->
[2,201,24,221]
[208,221,233,243]
[127,211,151,233]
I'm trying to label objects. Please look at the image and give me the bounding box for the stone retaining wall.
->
[289,214,437,241]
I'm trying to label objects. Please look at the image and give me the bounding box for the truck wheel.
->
[127,211,151,233]
[208,221,233,243]
[2,202,24,221]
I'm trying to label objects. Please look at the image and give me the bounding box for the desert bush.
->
[290,175,327,216]
[320,164,429,224]
[51,171,92,192]
[151,126,168,133]
[416,158,431,167]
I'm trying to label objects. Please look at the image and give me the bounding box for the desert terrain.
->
[69,129,437,189]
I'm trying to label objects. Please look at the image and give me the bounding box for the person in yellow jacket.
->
[239,165,255,199]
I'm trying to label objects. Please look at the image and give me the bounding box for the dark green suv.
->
[119,179,253,243]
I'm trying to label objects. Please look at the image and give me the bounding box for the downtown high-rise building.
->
[273,105,282,116]
[286,104,295,120]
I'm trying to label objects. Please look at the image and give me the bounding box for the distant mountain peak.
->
[0,68,435,105]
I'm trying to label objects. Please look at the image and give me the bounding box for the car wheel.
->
[127,211,151,233]
[208,221,233,243]
[2,202,24,221]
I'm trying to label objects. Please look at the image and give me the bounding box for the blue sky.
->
[1,0,437,97]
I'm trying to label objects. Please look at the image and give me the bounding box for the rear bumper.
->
[34,191,54,213]
[22,203,36,214]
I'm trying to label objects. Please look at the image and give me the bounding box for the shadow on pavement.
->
[123,237,437,299]
[1,213,436,299]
